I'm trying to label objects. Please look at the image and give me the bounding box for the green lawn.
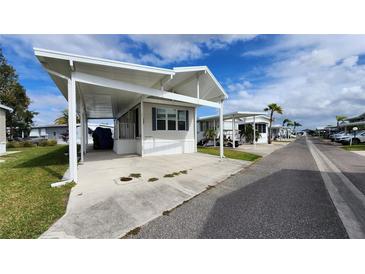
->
[198,146,261,161]
[0,145,74,238]
[342,144,365,151]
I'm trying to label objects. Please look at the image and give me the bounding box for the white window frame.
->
[177,110,187,131]
[156,107,188,131]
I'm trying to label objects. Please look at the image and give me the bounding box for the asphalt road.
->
[127,137,365,239]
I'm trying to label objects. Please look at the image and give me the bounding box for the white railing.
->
[119,123,135,139]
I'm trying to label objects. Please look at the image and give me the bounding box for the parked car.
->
[341,131,365,145]
[333,132,349,142]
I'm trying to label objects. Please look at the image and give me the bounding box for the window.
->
[156,108,166,130]
[255,123,266,133]
[153,107,189,131]
[135,108,139,137]
[178,110,186,130]
[167,109,176,130]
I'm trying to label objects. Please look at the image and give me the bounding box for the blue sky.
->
[1,34,365,128]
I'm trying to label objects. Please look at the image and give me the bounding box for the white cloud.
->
[28,89,67,125]
[0,34,257,124]
[227,35,365,128]
[129,34,257,65]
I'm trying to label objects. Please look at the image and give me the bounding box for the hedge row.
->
[7,139,58,148]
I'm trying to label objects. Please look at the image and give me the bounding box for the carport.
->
[34,48,228,183]
[198,111,266,147]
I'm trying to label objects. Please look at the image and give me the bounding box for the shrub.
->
[23,141,35,147]
[47,140,57,146]
[6,141,24,148]
[38,140,48,147]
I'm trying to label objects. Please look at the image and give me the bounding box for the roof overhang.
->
[198,111,267,121]
[34,48,227,119]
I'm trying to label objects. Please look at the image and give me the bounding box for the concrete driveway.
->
[41,151,249,238]
[235,142,290,157]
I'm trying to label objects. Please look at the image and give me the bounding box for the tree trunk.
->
[268,111,273,144]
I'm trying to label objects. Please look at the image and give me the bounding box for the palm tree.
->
[54,109,80,125]
[293,121,302,133]
[282,118,292,127]
[204,128,217,145]
[264,103,283,144]
[239,124,261,144]
[335,115,347,129]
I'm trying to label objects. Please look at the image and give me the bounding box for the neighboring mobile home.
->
[198,111,268,147]
[29,123,113,144]
[0,103,13,154]
[339,112,365,132]
[34,48,227,183]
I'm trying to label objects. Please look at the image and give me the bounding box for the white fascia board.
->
[199,111,267,121]
[205,68,228,99]
[143,98,197,108]
[173,66,208,72]
[0,104,13,112]
[72,71,221,109]
[34,48,174,76]
[174,66,228,99]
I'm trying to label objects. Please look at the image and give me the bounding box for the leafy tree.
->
[0,48,37,139]
[335,115,347,129]
[54,108,80,125]
[264,103,283,144]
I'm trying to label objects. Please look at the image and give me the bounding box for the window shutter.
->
[186,110,189,131]
[152,107,156,131]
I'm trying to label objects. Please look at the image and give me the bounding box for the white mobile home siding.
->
[142,102,195,156]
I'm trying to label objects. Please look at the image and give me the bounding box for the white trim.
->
[51,179,73,188]
[173,66,228,99]
[72,71,221,108]
[34,48,174,76]
[219,100,224,158]
[199,111,268,121]
[68,77,78,183]
[143,98,196,108]
[0,104,13,112]
[79,97,84,162]
[44,67,70,81]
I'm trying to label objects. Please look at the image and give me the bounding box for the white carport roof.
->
[198,111,267,121]
[34,48,227,119]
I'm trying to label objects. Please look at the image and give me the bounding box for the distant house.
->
[271,124,293,140]
[30,124,70,143]
[29,123,113,144]
[0,104,13,154]
[339,112,365,132]
[198,111,268,146]
[237,115,270,144]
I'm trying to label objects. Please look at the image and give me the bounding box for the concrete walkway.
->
[351,151,365,157]
[235,142,290,157]
[41,152,249,238]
